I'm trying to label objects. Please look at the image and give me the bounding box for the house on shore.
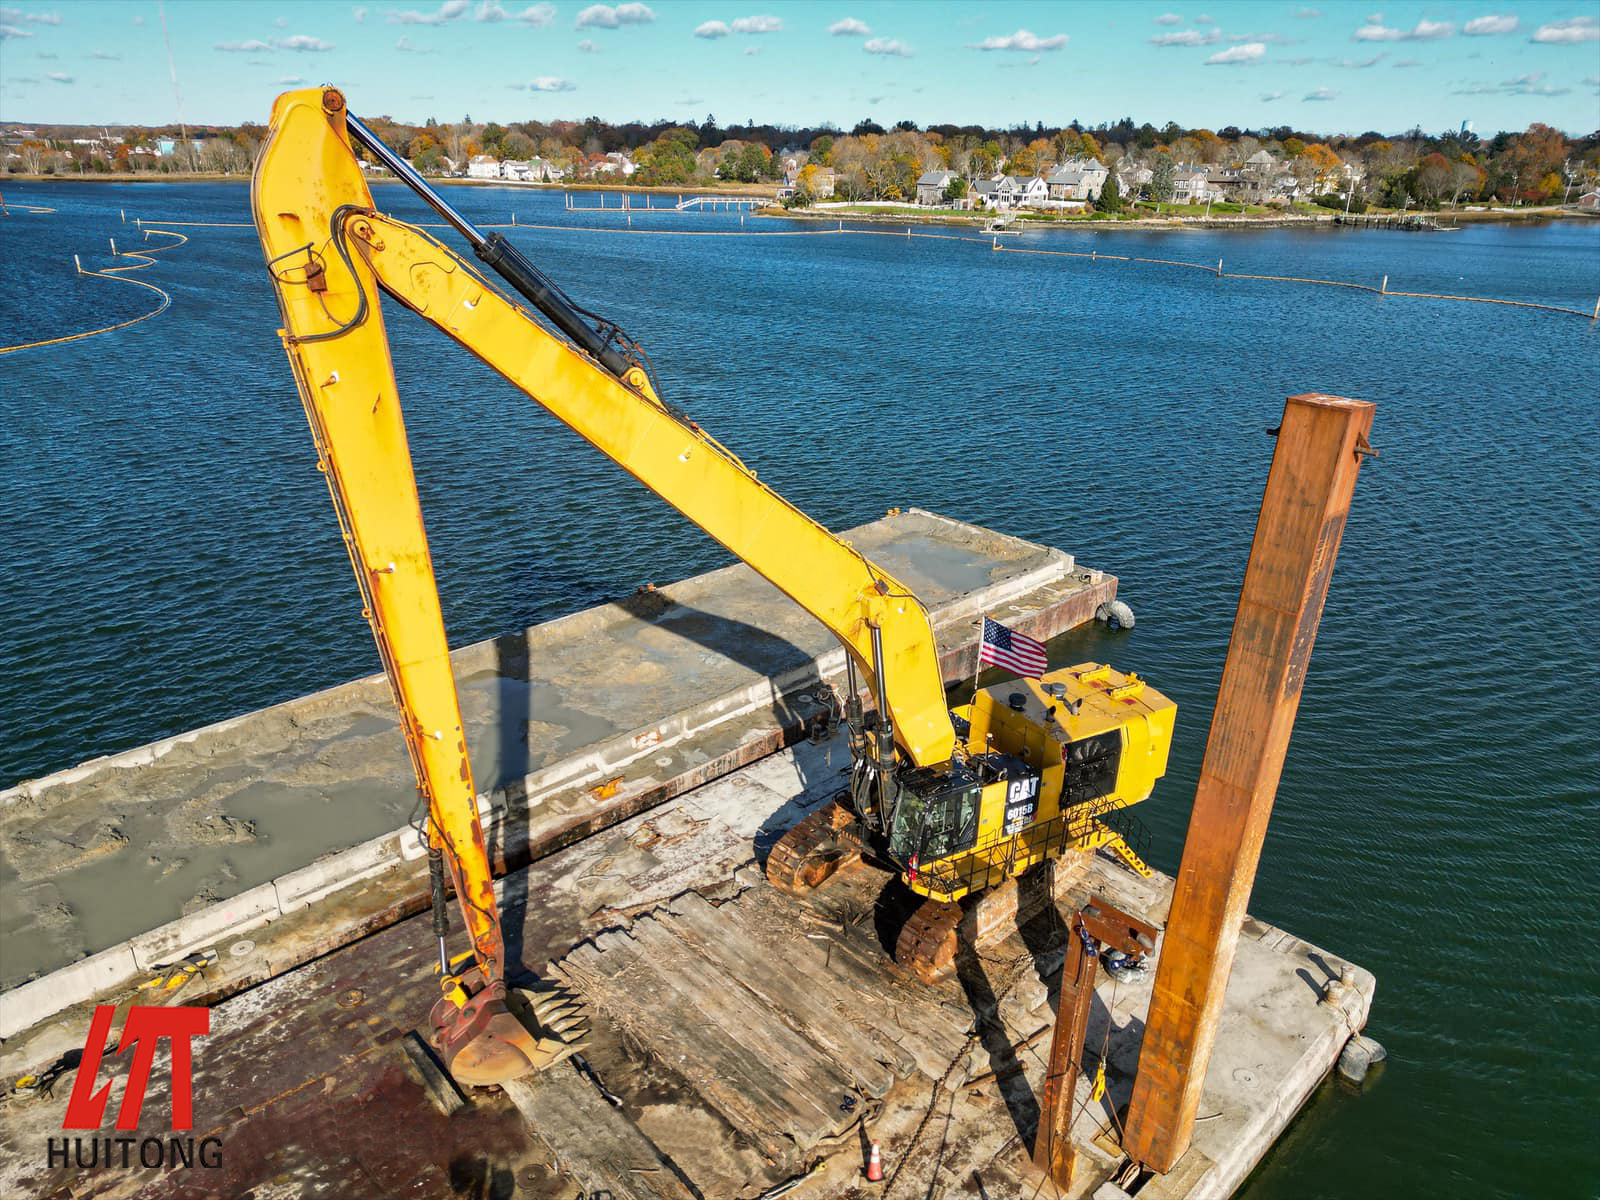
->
[1118,162,1154,193]
[466,154,500,180]
[1172,168,1213,204]
[971,176,1018,210]
[1046,158,1108,203]
[916,169,958,205]
[589,151,636,178]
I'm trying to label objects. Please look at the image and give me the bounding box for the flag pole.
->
[972,613,988,705]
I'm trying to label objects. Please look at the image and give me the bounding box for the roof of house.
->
[917,169,955,186]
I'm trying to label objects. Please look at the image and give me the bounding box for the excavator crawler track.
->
[894,896,964,985]
[765,799,861,895]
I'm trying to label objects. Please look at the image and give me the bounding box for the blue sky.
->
[2,1,1597,133]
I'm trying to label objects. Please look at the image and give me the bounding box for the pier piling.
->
[1122,393,1376,1173]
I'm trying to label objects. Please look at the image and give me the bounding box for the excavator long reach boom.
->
[251,87,957,1082]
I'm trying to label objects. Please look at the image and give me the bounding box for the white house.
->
[591,151,636,177]
[1012,174,1049,207]
[466,154,500,180]
[503,157,567,183]
[971,175,1019,209]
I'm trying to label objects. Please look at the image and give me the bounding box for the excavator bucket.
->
[429,972,590,1088]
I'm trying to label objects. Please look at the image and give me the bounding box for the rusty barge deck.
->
[0,509,1375,1199]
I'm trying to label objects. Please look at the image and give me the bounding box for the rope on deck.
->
[0,228,186,356]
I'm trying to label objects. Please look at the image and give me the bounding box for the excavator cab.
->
[889,764,983,865]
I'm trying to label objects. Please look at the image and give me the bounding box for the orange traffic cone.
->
[865,1141,884,1183]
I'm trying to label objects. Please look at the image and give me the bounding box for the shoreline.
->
[3,175,1584,234]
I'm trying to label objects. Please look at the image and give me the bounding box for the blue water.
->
[3,184,1598,1198]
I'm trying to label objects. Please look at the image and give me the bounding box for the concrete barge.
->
[0,509,1375,1198]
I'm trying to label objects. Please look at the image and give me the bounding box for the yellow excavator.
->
[252,87,1176,1087]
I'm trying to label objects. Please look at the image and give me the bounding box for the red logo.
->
[62,1006,210,1131]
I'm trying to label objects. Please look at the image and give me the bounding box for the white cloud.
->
[46,70,71,82]
[1261,89,1286,100]
[0,8,61,24]
[828,17,869,36]
[277,34,334,51]
[575,3,654,29]
[1194,13,1215,23]
[1151,29,1220,46]
[577,37,597,51]
[1355,18,1453,41]
[275,15,287,27]
[1303,86,1337,100]
[694,20,728,38]
[215,39,274,51]
[390,0,469,24]
[1452,71,1571,96]
[1154,12,1182,24]
[354,7,367,22]
[975,29,1068,52]
[90,49,119,59]
[279,75,306,84]
[1336,52,1386,67]
[863,36,911,56]
[1463,14,1516,36]
[0,24,30,38]
[1206,41,1263,63]
[731,15,782,33]
[1504,71,1568,95]
[1531,16,1598,44]
[475,1,552,20]
[743,45,758,54]
[395,35,427,50]
[1295,7,1321,17]
[529,75,576,90]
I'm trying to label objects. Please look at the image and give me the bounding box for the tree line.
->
[6,114,1595,208]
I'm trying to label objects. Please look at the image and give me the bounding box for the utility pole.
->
[1121,394,1377,1173]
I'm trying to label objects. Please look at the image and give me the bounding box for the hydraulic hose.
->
[343,113,633,379]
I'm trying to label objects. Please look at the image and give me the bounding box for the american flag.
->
[978,616,1047,678]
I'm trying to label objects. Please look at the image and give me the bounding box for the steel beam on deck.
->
[1121,394,1376,1173]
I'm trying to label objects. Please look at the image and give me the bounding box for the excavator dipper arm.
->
[250,87,955,1081]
